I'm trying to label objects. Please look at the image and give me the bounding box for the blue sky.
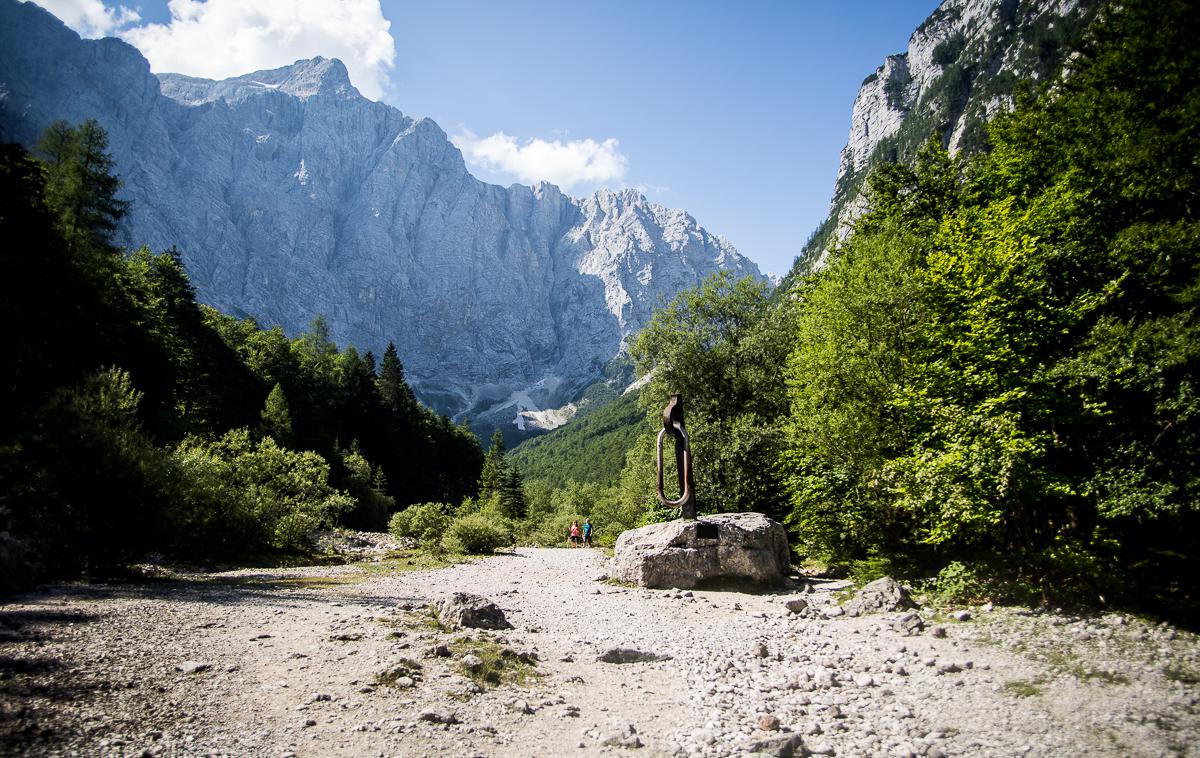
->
[40,0,940,276]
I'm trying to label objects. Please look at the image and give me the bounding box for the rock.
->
[746,732,806,757]
[417,709,458,725]
[597,647,672,664]
[432,644,450,657]
[599,724,642,748]
[753,642,770,658]
[930,626,947,639]
[437,593,513,630]
[757,714,781,731]
[785,598,809,614]
[509,699,533,715]
[853,673,875,687]
[823,606,845,619]
[175,661,211,675]
[891,612,924,635]
[610,513,790,589]
[844,577,916,616]
[950,610,971,622]
[460,654,484,671]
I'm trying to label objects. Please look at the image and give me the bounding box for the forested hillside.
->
[525,0,1200,615]
[0,122,482,580]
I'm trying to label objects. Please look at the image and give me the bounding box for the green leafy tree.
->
[630,272,798,518]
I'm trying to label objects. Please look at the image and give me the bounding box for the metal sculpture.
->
[656,394,697,519]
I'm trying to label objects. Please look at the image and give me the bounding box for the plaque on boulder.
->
[611,512,790,590]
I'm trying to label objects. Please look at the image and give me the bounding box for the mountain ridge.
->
[0,0,761,436]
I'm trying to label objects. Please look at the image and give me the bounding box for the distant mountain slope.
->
[509,388,648,488]
[0,0,761,435]
[793,0,1101,275]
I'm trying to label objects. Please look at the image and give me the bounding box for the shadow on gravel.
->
[21,577,425,612]
[692,576,817,596]
[0,652,109,754]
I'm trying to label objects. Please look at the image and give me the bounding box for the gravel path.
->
[2,545,1198,757]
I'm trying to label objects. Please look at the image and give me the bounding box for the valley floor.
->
[1,546,1198,757]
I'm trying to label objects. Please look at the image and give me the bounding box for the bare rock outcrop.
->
[611,512,790,589]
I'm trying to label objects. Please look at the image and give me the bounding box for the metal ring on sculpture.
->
[656,423,692,507]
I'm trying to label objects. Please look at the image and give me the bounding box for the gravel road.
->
[2,545,1198,757]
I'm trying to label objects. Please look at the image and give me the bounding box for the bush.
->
[443,512,510,554]
[388,502,453,551]
[2,367,174,574]
[172,428,352,553]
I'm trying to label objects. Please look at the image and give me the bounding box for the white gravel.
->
[1,545,1197,757]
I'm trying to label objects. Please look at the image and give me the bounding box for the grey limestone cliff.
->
[799,0,1099,271]
[0,0,760,433]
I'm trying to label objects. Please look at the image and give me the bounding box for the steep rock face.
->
[799,0,1099,270]
[0,0,761,431]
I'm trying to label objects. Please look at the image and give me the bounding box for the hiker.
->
[582,518,593,547]
[569,520,580,547]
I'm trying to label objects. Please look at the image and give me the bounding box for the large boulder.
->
[611,513,790,589]
[437,593,513,630]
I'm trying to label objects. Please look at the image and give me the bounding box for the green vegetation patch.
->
[448,635,540,688]
[1003,679,1044,698]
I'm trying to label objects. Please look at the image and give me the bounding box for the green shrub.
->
[442,512,510,554]
[388,502,453,551]
[172,428,352,552]
[929,560,993,604]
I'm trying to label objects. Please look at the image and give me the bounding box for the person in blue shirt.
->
[582,518,593,547]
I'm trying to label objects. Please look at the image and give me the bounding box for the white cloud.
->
[452,130,629,192]
[117,0,395,100]
[35,0,140,37]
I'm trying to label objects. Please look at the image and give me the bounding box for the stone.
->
[930,626,947,639]
[460,654,484,671]
[175,661,211,675]
[599,724,641,748]
[753,642,770,658]
[757,714,781,731]
[891,612,924,635]
[950,609,971,622]
[746,733,806,757]
[844,577,916,616]
[417,709,458,725]
[509,699,533,715]
[823,606,844,619]
[597,647,672,664]
[785,598,809,614]
[437,593,513,630]
[610,513,790,589]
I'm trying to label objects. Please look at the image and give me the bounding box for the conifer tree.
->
[261,382,292,445]
[499,467,527,520]
[36,119,128,254]
[478,428,507,503]
[377,341,417,418]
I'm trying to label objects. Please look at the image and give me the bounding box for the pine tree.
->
[377,341,417,417]
[499,467,527,520]
[261,382,292,445]
[36,119,128,254]
[478,428,507,503]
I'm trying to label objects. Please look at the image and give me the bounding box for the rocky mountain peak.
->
[158,56,358,106]
[0,0,761,438]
